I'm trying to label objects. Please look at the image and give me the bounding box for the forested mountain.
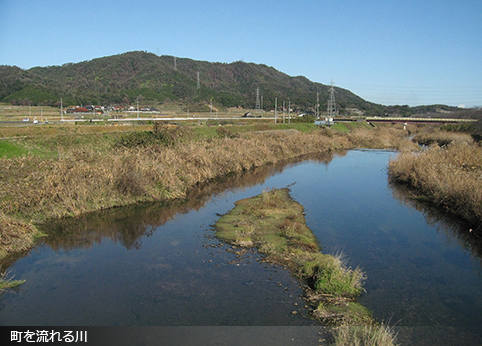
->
[1,51,387,114]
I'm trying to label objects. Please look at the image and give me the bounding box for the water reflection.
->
[0,152,339,327]
[32,152,338,255]
[4,149,480,344]
[389,182,482,271]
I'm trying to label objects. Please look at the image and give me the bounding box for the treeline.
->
[0,51,375,113]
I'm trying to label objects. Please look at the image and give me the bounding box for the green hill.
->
[0,51,382,115]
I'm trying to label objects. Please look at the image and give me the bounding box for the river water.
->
[1,150,481,345]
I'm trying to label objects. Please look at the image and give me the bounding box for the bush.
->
[216,127,239,139]
[301,252,364,297]
[116,123,194,148]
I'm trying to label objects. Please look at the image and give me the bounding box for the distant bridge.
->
[365,117,478,124]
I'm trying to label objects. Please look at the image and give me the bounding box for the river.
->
[1,150,481,345]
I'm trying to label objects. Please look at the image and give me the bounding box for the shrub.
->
[216,126,239,139]
[115,123,194,148]
[301,252,365,297]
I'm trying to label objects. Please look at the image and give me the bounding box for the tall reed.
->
[388,142,482,224]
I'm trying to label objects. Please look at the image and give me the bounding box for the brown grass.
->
[345,126,419,150]
[0,125,413,258]
[330,323,398,346]
[0,212,40,259]
[388,142,482,224]
[412,131,474,146]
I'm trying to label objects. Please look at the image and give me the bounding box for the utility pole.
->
[275,97,278,124]
[288,100,291,123]
[137,98,139,119]
[210,98,213,118]
[255,87,260,112]
[196,71,200,89]
[283,100,285,123]
[174,56,177,71]
[60,98,63,121]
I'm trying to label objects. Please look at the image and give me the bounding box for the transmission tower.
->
[255,87,260,111]
[196,71,200,89]
[174,57,177,71]
[327,81,336,118]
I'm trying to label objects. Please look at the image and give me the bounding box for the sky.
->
[1,0,481,107]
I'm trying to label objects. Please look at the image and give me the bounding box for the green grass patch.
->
[192,126,219,140]
[274,123,318,132]
[0,141,30,158]
[216,188,319,252]
[0,140,56,159]
[299,252,364,297]
[330,121,372,133]
[315,301,372,326]
[331,123,350,133]
[0,279,26,290]
[215,188,376,329]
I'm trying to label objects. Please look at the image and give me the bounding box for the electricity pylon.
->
[327,81,336,118]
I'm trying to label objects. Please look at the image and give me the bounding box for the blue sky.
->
[1,0,481,107]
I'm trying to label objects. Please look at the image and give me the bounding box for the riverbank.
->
[215,188,396,345]
[0,123,416,260]
[388,141,482,229]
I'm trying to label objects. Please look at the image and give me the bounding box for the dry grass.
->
[0,124,414,258]
[330,323,398,346]
[0,130,339,226]
[412,131,474,146]
[388,142,482,224]
[0,212,41,259]
[0,123,152,139]
[345,126,419,151]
